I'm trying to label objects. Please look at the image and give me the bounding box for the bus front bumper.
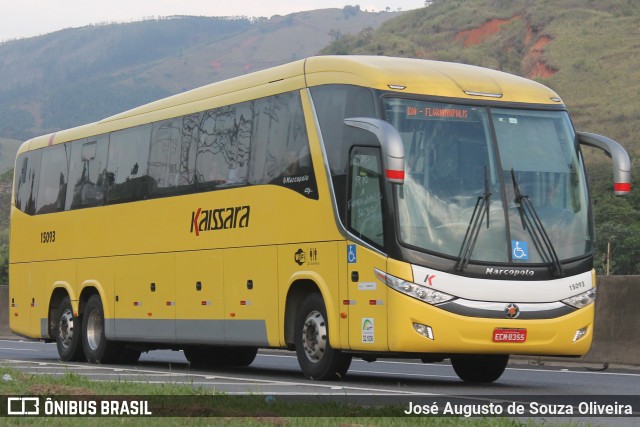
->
[387,290,594,356]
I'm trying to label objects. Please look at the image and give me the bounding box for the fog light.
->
[413,322,434,340]
[573,326,588,342]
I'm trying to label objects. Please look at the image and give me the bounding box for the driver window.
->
[348,147,385,248]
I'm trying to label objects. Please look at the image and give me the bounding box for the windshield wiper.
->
[454,167,491,273]
[510,169,564,277]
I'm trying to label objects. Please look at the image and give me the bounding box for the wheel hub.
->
[85,310,103,351]
[58,309,74,349]
[301,310,327,363]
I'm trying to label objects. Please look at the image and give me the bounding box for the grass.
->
[0,365,547,426]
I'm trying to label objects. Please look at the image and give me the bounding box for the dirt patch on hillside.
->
[455,17,557,78]
[455,17,519,47]
[522,35,556,78]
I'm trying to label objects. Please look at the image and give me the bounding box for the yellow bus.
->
[10,56,631,382]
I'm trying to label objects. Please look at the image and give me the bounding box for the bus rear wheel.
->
[55,296,84,361]
[294,293,351,380]
[450,354,509,383]
[82,295,121,364]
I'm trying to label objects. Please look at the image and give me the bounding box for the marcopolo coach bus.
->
[10,56,631,382]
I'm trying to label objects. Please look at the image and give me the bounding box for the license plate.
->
[493,328,527,343]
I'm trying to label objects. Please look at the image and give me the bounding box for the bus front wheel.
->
[450,354,509,383]
[82,295,121,364]
[55,296,84,361]
[294,293,351,380]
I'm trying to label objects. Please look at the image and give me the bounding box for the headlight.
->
[562,288,596,309]
[375,269,454,305]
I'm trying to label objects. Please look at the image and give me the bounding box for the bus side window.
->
[149,117,191,197]
[348,147,385,248]
[14,150,42,215]
[195,104,250,190]
[106,125,151,204]
[310,85,377,218]
[14,153,28,210]
[249,92,317,199]
[66,136,109,210]
[36,144,69,214]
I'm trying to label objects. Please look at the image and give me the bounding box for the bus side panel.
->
[37,259,76,339]
[345,243,389,352]
[113,253,176,343]
[8,263,32,338]
[277,242,342,349]
[77,257,115,339]
[175,250,225,344]
[222,246,276,346]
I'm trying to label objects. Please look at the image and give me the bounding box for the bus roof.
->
[22,56,563,152]
[304,55,562,105]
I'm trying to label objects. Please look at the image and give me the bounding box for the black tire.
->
[294,293,351,380]
[221,347,258,366]
[81,295,122,364]
[450,354,509,383]
[185,346,257,367]
[55,296,85,361]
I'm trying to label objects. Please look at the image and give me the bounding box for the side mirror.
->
[344,117,405,184]
[577,132,631,196]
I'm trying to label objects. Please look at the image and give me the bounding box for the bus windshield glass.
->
[385,98,592,264]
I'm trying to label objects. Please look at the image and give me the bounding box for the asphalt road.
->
[1,339,639,394]
[1,339,639,424]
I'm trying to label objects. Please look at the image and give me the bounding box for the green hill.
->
[0,7,400,140]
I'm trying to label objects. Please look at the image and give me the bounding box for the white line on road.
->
[0,347,39,351]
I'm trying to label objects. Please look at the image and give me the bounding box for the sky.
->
[0,0,427,42]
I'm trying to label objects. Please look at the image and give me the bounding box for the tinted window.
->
[348,147,385,248]
[36,144,69,214]
[66,136,109,210]
[310,85,377,176]
[106,125,151,204]
[250,92,317,199]
[21,91,317,215]
[149,117,194,196]
[195,104,251,190]
[15,150,42,215]
[310,85,377,215]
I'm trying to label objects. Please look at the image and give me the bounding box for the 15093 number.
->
[569,280,586,291]
[41,231,56,243]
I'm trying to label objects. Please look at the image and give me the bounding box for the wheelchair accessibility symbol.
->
[511,240,529,260]
[347,244,357,264]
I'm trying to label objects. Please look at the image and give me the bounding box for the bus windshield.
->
[385,98,592,264]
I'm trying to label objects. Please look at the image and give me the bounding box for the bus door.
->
[345,147,389,351]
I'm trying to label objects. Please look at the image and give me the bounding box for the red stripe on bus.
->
[386,169,404,180]
[614,182,631,192]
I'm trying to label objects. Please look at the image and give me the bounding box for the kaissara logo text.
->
[190,206,250,237]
